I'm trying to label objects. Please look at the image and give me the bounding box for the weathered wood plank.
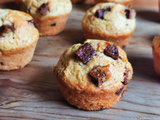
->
[0,0,160,120]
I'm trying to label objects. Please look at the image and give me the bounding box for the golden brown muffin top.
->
[54,39,133,93]
[82,3,136,37]
[16,0,72,17]
[0,9,39,54]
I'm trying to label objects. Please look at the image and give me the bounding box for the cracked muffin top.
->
[0,9,39,54]
[82,3,136,37]
[54,39,133,92]
[15,0,72,17]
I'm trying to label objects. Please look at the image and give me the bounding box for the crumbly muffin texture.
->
[0,9,39,53]
[16,0,72,17]
[54,39,133,110]
[82,3,136,37]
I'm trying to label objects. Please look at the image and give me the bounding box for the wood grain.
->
[0,0,160,120]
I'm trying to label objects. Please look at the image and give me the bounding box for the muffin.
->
[0,9,39,70]
[94,0,133,7]
[54,39,133,110]
[82,3,136,47]
[152,35,160,77]
[15,0,72,36]
[71,0,85,4]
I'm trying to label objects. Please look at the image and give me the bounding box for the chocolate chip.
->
[0,62,4,65]
[104,45,119,60]
[122,70,130,85]
[116,86,124,95]
[75,43,96,64]
[89,65,111,87]
[89,69,105,87]
[51,23,56,27]
[125,9,133,19]
[38,3,49,16]
[0,25,14,37]
[95,8,111,19]
[28,19,38,28]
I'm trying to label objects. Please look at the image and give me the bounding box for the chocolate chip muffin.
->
[71,0,85,4]
[152,35,160,77]
[0,9,39,70]
[94,0,133,7]
[15,0,72,36]
[54,39,133,110]
[82,3,136,47]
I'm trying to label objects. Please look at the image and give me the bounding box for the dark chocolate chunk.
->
[0,25,14,37]
[51,23,56,27]
[89,65,111,87]
[0,62,4,65]
[28,19,38,28]
[89,69,105,87]
[38,3,49,16]
[116,86,124,95]
[122,70,130,85]
[104,45,119,60]
[75,43,96,64]
[125,9,133,19]
[95,8,111,19]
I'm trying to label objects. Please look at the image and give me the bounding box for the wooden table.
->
[0,0,160,120]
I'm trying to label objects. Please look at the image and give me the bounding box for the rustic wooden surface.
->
[0,0,160,120]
